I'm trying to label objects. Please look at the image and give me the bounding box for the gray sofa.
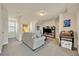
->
[22,32,45,50]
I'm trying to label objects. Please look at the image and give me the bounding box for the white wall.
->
[16,16,23,41]
[40,20,55,27]
[76,10,79,53]
[16,16,31,41]
[59,13,77,48]
[29,22,36,33]
[1,4,8,45]
[0,4,2,54]
[16,19,38,37]
[55,19,59,38]
[59,13,76,31]
[0,4,8,53]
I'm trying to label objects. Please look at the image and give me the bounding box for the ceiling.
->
[4,3,79,23]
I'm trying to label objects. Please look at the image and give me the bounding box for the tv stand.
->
[43,26,56,40]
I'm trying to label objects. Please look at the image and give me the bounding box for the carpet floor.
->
[0,38,79,56]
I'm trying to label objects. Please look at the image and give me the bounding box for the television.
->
[43,27,52,34]
[64,19,71,27]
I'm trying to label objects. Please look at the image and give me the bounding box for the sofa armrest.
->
[33,36,45,49]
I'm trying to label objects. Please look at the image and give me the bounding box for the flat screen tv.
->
[43,28,51,34]
[64,19,71,27]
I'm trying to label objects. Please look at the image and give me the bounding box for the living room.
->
[0,3,79,56]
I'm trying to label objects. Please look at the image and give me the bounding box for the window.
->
[8,20,16,32]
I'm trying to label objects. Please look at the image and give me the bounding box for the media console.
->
[43,26,56,40]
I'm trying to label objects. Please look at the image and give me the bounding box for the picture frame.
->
[64,19,71,27]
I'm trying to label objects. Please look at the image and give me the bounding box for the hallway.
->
[0,38,78,56]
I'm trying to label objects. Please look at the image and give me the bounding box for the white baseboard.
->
[3,41,8,45]
[16,38,22,41]
[0,45,2,54]
[0,41,8,54]
[78,49,79,53]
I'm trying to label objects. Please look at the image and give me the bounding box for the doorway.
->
[8,19,17,39]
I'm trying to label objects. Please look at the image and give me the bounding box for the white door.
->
[0,4,8,53]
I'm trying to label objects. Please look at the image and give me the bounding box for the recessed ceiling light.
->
[40,12,45,16]
[40,13,44,16]
[38,11,46,16]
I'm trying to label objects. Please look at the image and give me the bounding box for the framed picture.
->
[64,19,71,27]
[23,24,29,32]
